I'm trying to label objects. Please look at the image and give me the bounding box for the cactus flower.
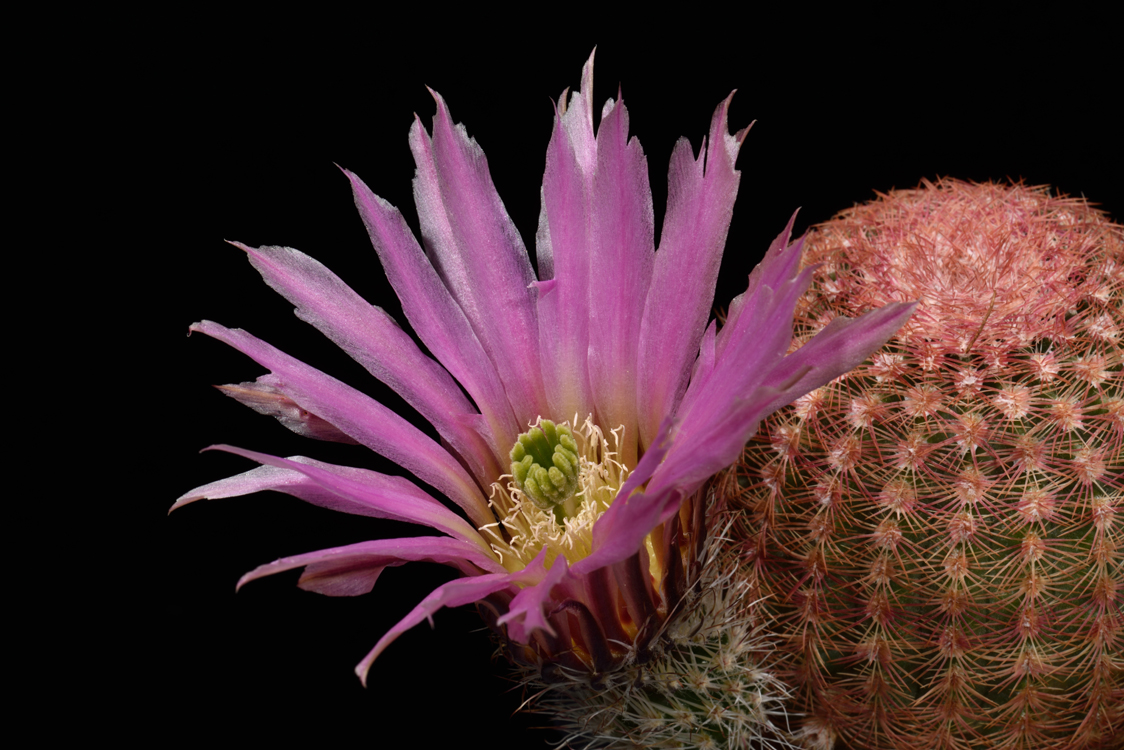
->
[172,50,915,694]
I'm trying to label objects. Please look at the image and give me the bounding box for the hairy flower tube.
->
[173,51,915,691]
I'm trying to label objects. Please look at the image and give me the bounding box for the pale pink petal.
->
[174,447,485,548]
[636,94,750,451]
[190,320,492,528]
[346,169,519,454]
[237,537,506,597]
[410,94,548,427]
[234,241,501,483]
[535,98,594,420]
[215,380,359,444]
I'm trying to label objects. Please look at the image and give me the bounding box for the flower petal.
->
[572,420,677,575]
[410,93,548,427]
[234,241,501,483]
[587,93,654,466]
[756,299,918,415]
[654,221,915,500]
[535,88,595,421]
[636,93,750,451]
[215,380,359,444]
[190,320,493,528]
[346,169,520,455]
[236,536,506,597]
[353,548,551,686]
[496,553,570,641]
[174,447,486,549]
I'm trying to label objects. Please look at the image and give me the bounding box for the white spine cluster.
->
[510,517,800,749]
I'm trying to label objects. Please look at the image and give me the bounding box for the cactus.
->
[732,178,1123,749]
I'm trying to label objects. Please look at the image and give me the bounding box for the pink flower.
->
[173,51,914,685]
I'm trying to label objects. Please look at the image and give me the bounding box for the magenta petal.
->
[237,536,506,597]
[354,571,522,686]
[234,241,501,483]
[175,446,486,549]
[572,420,677,575]
[190,320,492,528]
[636,93,749,451]
[410,94,548,428]
[346,169,519,454]
[757,300,919,415]
[496,553,570,641]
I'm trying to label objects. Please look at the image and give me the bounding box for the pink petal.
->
[656,225,916,501]
[236,537,506,597]
[174,447,486,549]
[636,93,749,451]
[234,241,501,484]
[535,92,594,421]
[346,169,520,455]
[410,93,548,427]
[190,320,492,528]
[587,94,654,465]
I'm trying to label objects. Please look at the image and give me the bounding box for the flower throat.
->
[481,418,631,573]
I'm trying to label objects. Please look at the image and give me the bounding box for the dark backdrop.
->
[134,15,1120,748]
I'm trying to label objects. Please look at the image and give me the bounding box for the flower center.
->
[482,417,629,573]
[510,419,581,521]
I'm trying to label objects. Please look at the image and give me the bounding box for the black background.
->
[105,12,1123,748]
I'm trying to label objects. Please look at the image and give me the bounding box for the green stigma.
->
[510,419,581,519]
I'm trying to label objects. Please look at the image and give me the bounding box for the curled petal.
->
[497,553,570,641]
[190,320,493,528]
[215,380,359,444]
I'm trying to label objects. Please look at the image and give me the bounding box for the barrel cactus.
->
[733,178,1123,749]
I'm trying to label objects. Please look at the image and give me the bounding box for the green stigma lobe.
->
[510,420,580,512]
